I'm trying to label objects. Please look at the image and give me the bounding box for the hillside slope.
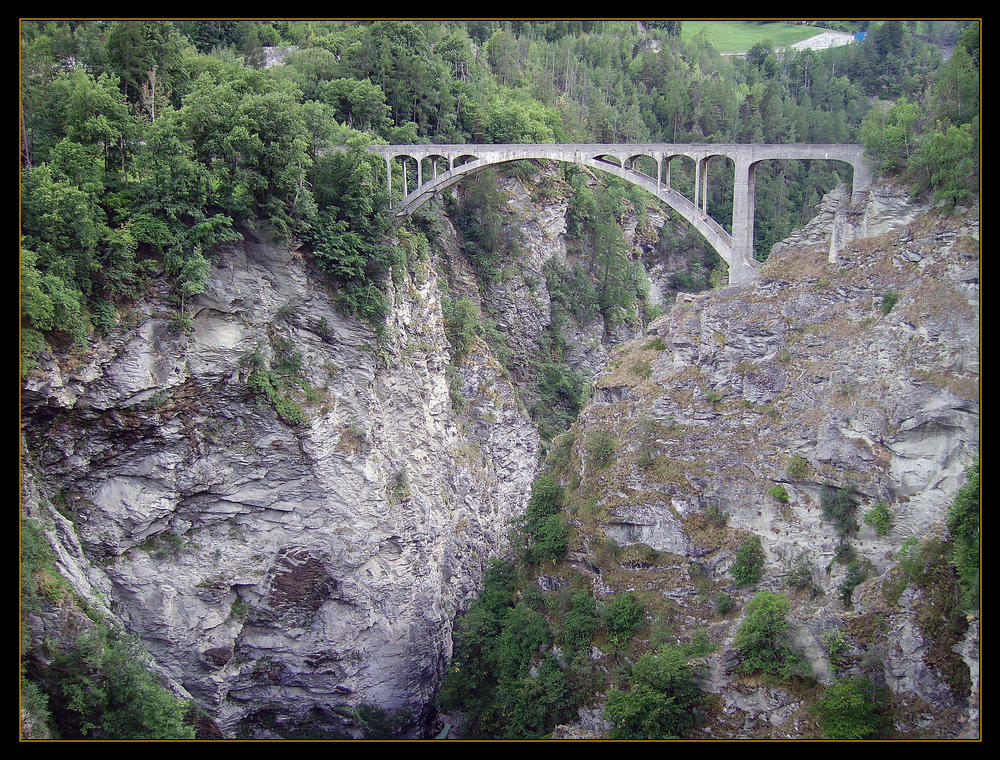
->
[540,184,979,738]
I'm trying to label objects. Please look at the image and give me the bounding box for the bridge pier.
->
[385,157,392,208]
[851,159,872,203]
[730,156,757,280]
[701,158,709,214]
[694,159,700,210]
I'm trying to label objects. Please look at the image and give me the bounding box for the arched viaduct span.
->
[365,143,872,286]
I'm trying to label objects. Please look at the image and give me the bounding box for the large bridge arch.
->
[365,143,872,286]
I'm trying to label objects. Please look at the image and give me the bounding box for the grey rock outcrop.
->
[21,170,979,740]
[21,231,540,737]
[557,186,978,738]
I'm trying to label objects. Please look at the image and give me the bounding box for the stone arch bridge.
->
[366,143,871,285]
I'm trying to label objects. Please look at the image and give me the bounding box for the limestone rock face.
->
[21,172,979,740]
[559,187,978,738]
[21,231,540,738]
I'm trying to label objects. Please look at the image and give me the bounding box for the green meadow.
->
[681,21,824,53]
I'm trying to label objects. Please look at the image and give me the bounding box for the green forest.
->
[20,19,979,740]
[20,20,978,379]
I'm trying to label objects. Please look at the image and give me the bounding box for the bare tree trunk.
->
[20,101,31,167]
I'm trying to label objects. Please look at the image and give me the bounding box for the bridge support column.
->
[702,159,709,214]
[694,159,700,209]
[417,158,422,191]
[386,157,392,208]
[730,156,758,285]
[666,158,671,189]
[402,159,407,197]
[851,159,872,204]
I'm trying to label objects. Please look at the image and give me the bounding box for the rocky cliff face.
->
[21,171,979,739]
[20,159,665,739]
[21,230,539,737]
[550,183,979,738]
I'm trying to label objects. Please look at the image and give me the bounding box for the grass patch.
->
[911,370,979,403]
[642,337,667,351]
[786,455,810,480]
[643,457,703,492]
[901,279,974,325]
[629,358,653,379]
[681,20,824,52]
[338,420,367,453]
[586,430,617,469]
[768,485,789,504]
[880,291,900,315]
[141,531,185,559]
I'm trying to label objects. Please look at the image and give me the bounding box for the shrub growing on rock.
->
[838,561,868,608]
[821,483,858,538]
[733,591,804,680]
[715,593,736,614]
[946,459,980,610]
[863,501,892,535]
[730,535,766,586]
[443,298,482,357]
[881,291,900,314]
[585,430,616,468]
[561,590,599,653]
[604,592,644,649]
[50,625,195,739]
[786,552,822,597]
[603,644,704,739]
[811,677,884,739]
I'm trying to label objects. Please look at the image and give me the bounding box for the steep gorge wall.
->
[20,158,667,739]
[21,229,539,737]
[438,163,666,383]
[21,169,978,739]
[550,185,979,738]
